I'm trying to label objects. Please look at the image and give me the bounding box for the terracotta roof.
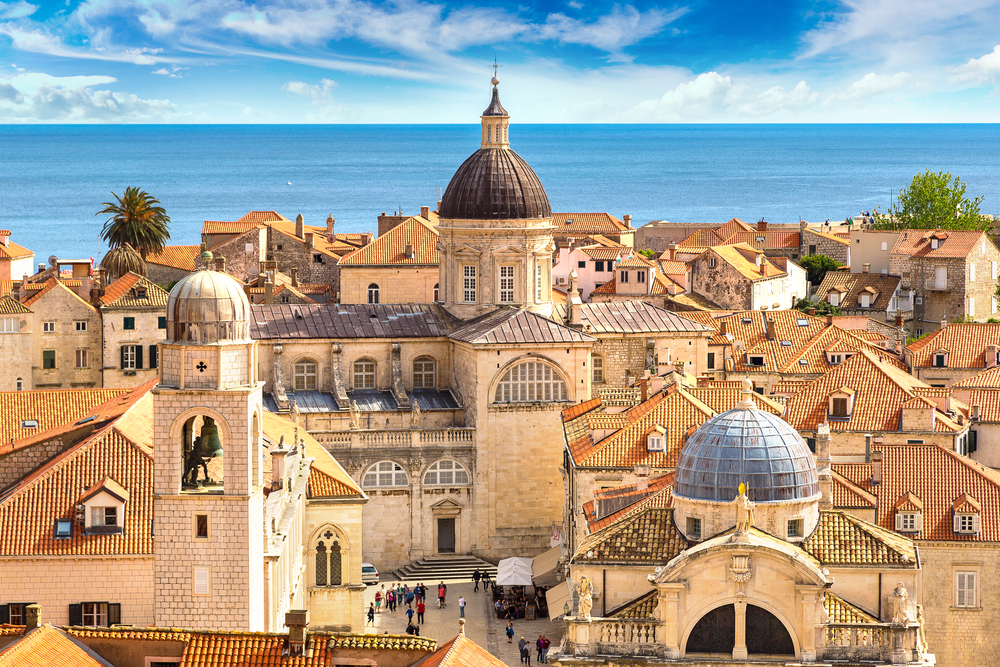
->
[952,366,1000,389]
[679,228,725,247]
[202,220,264,236]
[711,244,785,280]
[908,323,1000,368]
[825,591,878,624]
[716,218,754,237]
[584,474,675,533]
[802,510,917,566]
[834,443,1000,541]
[419,634,503,667]
[573,508,688,564]
[251,304,455,340]
[338,217,438,266]
[589,278,617,296]
[450,308,592,345]
[99,273,169,309]
[806,229,851,245]
[615,255,656,269]
[777,325,906,375]
[145,245,200,272]
[551,301,712,335]
[238,211,291,223]
[0,388,131,451]
[0,295,30,314]
[0,239,32,261]
[657,259,687,274]
[0,625,109,667]
[783,348,962,432]
[832,470,877,509]
[22,278,95,311]
[714,310,827,372]
[893,228,992,259]
[815,273,900,311]
[267,221,363,260]
[579,246,627,261]
[552,213,632,234]
[725,230,800,250]
[606,591,658,619]
[668,291,724,311]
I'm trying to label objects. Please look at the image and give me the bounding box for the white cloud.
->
[0,1,36,19]
[634,71,818,119]
[152,65,188,78]
[0,25,168,64]
[8,72,116,94]
[567,0,583,8]
[951,45,1000,84]
[835,72,914,101]
[283,78,338,100]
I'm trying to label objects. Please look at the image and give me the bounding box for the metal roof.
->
[439,148,551,220]
[251,303,455,339]
[551,302,712,335]
[348,390,398,412]
[449,308,594,344]
[412,389,461,410]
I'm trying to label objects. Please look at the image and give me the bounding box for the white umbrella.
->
[496,557,534,585]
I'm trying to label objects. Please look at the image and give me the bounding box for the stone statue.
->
[291,398,300,425]
[577,575,594,619]
[891,581,909,623]
[732,483,755,534]
[349,400,360,430]
[410,401,422,429]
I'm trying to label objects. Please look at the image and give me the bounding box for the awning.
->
[532,546,563,588]
[544,580,572,618]
[496,557,534,585]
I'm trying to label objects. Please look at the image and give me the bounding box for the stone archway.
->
[685,604,734,654]
[685,603,796,658]
[747,604,795,655]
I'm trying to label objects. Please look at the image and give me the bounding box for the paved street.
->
[363,580,564,666]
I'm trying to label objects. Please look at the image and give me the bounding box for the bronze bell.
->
[193,417,224,458]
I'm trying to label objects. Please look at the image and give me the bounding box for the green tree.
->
[799,254,841,286]
[875,170,987,231]
[637,249,657,259]
[97,187,171,259]
[794,297,841,317]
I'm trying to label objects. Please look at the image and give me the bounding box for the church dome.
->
[166,252,251,344]
[674,382,819,503]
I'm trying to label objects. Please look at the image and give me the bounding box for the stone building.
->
[800,224,850,264]
[688,244,805,311]
[99,273,168,389]
[904,321,1000,386]
[339,215,440,304]
[23,278,103,390]
[552,236,631,301]
[552,213,635,248]
[815,270,906,324]
[0,295,33,392]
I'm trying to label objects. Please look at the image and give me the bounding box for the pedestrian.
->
[406,606,415,624]
[405,622,416,635]
[366,603,375,627]
[417,600,425,623]
[518,637,531,665]
[438,582,447,608]
[386,589,395,612]
[458,595,466,618]
[375,590,382,613]
[506,622,514,643]
[540,635,550,663]
[473,568,481,592]
[536,636,544,663]
[482,570,492,590]
[417,582,425,603]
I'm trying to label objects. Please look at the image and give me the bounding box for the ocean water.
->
[2,124,1000,262]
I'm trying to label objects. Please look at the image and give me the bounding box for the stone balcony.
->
[312,427,476,451]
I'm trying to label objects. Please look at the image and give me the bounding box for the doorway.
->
[437,518,455,553]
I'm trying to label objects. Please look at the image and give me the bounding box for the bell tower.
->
[153,253,266,631]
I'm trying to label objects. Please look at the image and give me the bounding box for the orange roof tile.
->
[0,387,130,451]
[238,211,291,223]
[578,245,626,261]
[0,239,32,261]
[679,228,726,247]
[952,366,1000,389]
[606,591,658,619]
[21,278,95,311]
[802,510,917,566]
[573,508,688,564]
[145,245,201,272]
[584,474,675,533]
[716,218,754,237]
[202,220,264,236]
[908,323,1000,368]
[99,273,169,308]
[815,273,900,311]
[0,295,30,314]
[0,625,107,667]
[724,230,800,249]
[825,591,878,623]
[615,255,655,269]
[711,244,785,280]
[552,213,631,234]
[832,470,877,508]
[339,217,438,266]
[893,229,992,259]
[420,634,504,667]
[657,259,687,275]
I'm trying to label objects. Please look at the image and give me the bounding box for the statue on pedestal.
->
[891,581,909,623]
[410,401,422,429]
[349,400,360,430]
[577,575,594,619]
[732,483,756,535]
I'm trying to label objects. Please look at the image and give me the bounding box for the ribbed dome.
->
[439,148,552,220]
[674,394,819,503]
[166,263,251,344]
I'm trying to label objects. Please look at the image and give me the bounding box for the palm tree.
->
[100,243,147,284]
[97,187,171,259]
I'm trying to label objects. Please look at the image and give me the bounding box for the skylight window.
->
[21,419,38,428]
[799,359,809,365]
[54,519,73,539]
[74,416,97,426]
[740,318,752,324]
[796,318,808,326]
[780,340,792,347]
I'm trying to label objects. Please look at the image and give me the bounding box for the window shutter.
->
[108,603,121,626]
[120,346,126,370]
[954,514,962,533]
[957,574,966,606]
[135,345,143,370]
[194,567,210,595]
[895,513,903,531]
[974,515,982,533]
[968,573,977,607]
[914,513,923,532]
[69,603,83,626]
[0,605,9,625]
[149,345,158,369]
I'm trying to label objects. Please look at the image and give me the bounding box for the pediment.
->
[430,497,464,516]
[452,244,482,257]
[493,245,524,258]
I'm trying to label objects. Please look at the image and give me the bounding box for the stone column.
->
[660,584,684,660]
[733,599,748,660]
[797,586,820,662]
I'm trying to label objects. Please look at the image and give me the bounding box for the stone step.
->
[391,554,498,583]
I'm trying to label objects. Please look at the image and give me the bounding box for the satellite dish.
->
[809,294,820,303]
[49,255,58,267]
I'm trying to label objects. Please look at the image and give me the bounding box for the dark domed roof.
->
[439,148,552,220]
[674,388,819,502]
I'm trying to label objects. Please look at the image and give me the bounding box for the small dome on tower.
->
[674,380,819,502]
[166,261,251,344]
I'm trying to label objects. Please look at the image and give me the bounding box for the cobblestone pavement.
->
[363,581,565,666]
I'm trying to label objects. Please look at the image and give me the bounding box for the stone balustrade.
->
[820,622,923,665]
[562,617,665,659]
[311,428,476,450]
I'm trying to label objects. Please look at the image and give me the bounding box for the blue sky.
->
[2,0,1000,122]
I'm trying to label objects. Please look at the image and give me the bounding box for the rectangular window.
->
[881,241,888,251]
[899,513,917,531]
[686,517,702,541]
[595,261,605,272]
[787,518,803,538]
[957,514,976,533]
[54,519,73,539]
[591,354,604,383]
[536,262,543,302]
[709,257,717,269]
[992,261,997,281]
[707,352,716,369]
[578,260,586,268]
[194,567,211,595]
[956,572,977,608]
[122,345,137,370]
[195,514,209,539]
[0,317,18,333]
[832,397,848,417]
[313,254,324,264]
[123,317,135,330]
[620,271,629,283]
[91,506,117,527]
[934,354,947,368]
[462,265,477,303]
[636,270,646,283]
[808,244,817,255]
[43,350,56,369]
[75,321,87,332]
[82,602,108,627]
[158,316,167,329]
[499,265,515,303]
[934,266,947,289]
[75,349,88,369]
[43,321,55,333]
[354,360,376,390]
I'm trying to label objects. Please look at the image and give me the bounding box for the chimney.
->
[640,378,648,402]
[816,422,832,509]
[941,319,948,330]
[420,206,430,220]
[808,307,816,316]
[826,314,834,326]
[290,267,298,287]
[666,242,678,261]
[25,604,41,630]
[305,232,316,249]
[404,243,414,259]
[635,464,651,491]
[757,219,768,232]
[800,220,808,231]
[765,317,775,341]
[973,405,981,421]
[264,280,274,305]
[623,214,632,227]
[568,270,583,327]
[295,214,305,239]
[871,451,883,485]
[326,214,335,242]
[285,609,309,657]
[895,310,904,328]
[862,263,870,273]
[719,320,728,336]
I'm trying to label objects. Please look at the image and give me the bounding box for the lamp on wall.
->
[564,602,571,617]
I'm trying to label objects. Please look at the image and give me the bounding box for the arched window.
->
[424,459,470,486]
[362,460,408,488]
[314,532,343,586]
[368,283,380,304]
[294,360,317,391]
[413,356,436,389]
[433,283,439,302]
[15,378,22,391]
[487,125,492,142]
[354,359,376,389]
[494,360,568,403]
[591,354,604,384]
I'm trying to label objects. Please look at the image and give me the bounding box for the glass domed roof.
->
[674,387,819,502]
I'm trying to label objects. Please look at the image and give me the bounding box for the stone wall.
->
[356,489,415,568]
[268,228,341,295]
[198,228,266,283]
[146,263,191,287]
[690,252,752,311]
[31,287,103,389]
[797,429,959,458]
[0,311,32,391]
[340,266,439,305]
[801,229,849,265]
[306,493,368,632]
[101,308,165,389]
[591,338,651,388]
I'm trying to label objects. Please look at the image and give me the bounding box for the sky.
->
[2,0,1000,122]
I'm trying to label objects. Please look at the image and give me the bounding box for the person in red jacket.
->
[416,600,426,623]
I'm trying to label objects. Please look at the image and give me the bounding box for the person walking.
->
[405,606,415,624]
[416,600,425,624]
[473,568,481,592]
[482,569,492,591]
[437,582,447,608]
[518,637,531,665]
[366,603,375,627]
[374,590,382,613]
[506,622,514,643]
[540,635,550,663]
[386,589,395,612]
[458,595,466,618]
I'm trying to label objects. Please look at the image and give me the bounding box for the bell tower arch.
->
[153,253,266,631]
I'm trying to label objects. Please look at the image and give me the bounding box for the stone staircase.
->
[390,554,498,584]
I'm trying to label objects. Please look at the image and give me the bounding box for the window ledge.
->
[827,415,852,422]
[86,526,123,536]
[949,606,982,612]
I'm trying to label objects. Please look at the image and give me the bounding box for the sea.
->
[2,123,1000,262]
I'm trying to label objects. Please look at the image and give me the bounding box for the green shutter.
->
[120,346,126,369]
[0,605,9,625]
[124,317,135,330]
[43,350,55,369]
[135,345,143,370]
[68,604,82,626]
[149,345,158,369]
[158,316,166,329]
